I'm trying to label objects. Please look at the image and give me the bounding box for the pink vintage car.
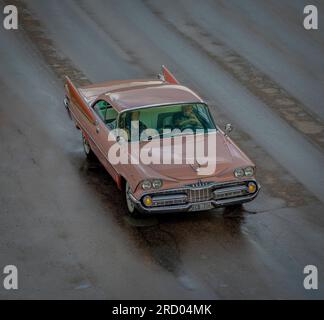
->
[64,66,259,216]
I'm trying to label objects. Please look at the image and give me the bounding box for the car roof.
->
[79,79,204,112]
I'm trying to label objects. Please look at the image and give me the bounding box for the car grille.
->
[186,181,213,202]
[213,185,248,200]
[151,194,187,207]
[186,181,250,202]
[187,187,212,202]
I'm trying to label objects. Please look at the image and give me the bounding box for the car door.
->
[92,100,119,181]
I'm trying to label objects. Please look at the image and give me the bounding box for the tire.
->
[124,181,141,218]
[82,132,96,160]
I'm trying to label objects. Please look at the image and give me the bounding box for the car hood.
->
[133,132,253,181]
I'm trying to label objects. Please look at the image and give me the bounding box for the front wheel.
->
[124,181,140,218]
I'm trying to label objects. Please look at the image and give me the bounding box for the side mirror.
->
[224,123,233,136]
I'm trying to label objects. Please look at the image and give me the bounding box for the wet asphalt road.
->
[0,0,324,299]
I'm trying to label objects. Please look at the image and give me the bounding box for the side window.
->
[93,100,118,128]
[93,100,109,121]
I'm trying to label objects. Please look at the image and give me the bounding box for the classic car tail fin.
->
[64,76,96,125]
[161,65,179,84]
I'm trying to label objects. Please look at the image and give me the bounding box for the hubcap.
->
[126,182,135,213]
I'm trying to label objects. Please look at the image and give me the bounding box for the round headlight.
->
[244,166,254,177]
[141,180,152,190]
[152,179,162,189]
[234,168,245,178]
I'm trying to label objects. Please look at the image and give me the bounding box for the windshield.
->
[118,103,217,142]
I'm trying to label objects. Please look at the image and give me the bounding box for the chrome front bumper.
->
[129,180,260,214]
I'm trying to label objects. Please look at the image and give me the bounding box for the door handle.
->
[96,126,100,134]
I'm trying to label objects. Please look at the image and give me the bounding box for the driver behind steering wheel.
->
[172,105,203,130]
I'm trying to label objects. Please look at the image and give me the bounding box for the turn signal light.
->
[143,196,153,207]
[248,182,257,194]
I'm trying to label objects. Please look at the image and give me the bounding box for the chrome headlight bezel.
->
[141,180,152,190]
[152,179,163,189]
[141,179,163,190]
[244,166,254,177]
[234,168,245,178]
